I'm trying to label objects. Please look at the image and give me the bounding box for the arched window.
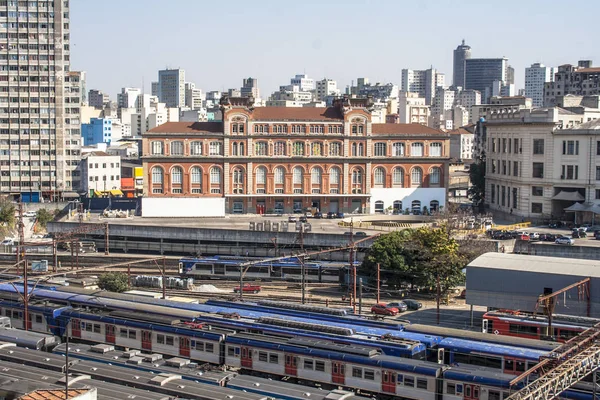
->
[329,167,340,194]
[190,141,202,155]
[430,200,440,212]
[411,200,421,214]
[352,168,363,194]
[429,142,442,157]
[392,167,404,187]
[190,166,202,194]
[255,142,267,156]
[430,167,441,186]
[358,143,364,156]
[151,141,164,155]
[393,142,405,156]
[274,167,284,184]
[310,142,323,156]
[374,167,385,186]
[352,143,357,156]
[170,141,183,156]
[255,166,267,184]
[293,167,303,193]
[292,142,304,156]
[411,167,423,187]
[374,200,384,213]
[232,142,238,156]
[151,167,163,194]
[311,167,322,184]
[232,167,244,194]
[274,141,286,156]
[239,142,244,156]
[393,200,402,213]
[171,167,182,184]
[210,167,222,194]
[329,142,342,156]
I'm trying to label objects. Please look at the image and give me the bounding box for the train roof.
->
[53,343,236,386]
[404,324,560,351]
[443,364,517,388]
[0,328,57,350]
[180,257,322,268]
[484,310,599,328]
[0,344,268,400]
[438,337,549,360]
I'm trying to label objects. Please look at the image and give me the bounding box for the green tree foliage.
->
[98,272,129,293]
[36,208,58,228]
[468,159,486,210]
[361,227,466,293]
[0,197,15,228]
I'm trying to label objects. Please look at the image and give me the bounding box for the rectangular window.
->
[532,162,544,178]
[205,343,214,353]
[513,161,519,177]
[352,367,363,378]
[417,378,428,390]
[532,186,543,196]
[315,361,325,372]
[195,341,204,351]
[563,165,579,180]
[447,383,456,395]
[491,184,495,204]
[35,314,43,324]
[532,139,544,155]
[404,376,415,387]
[563,140,579,155]
[597,141,600,156]
[502,138,507,153]
[596,189,600,200]
[259,352,268,362]
[93,324,101,334]
[120,329,127,338]
[269,354,278,364]
[166,336,174,346]
[157,334,165,344]
[374,143,386,156]
[364,370,375,381]
[531,203,543,213]
[128,330,136,339]
[596,166,600,181]
[304,359,314,370]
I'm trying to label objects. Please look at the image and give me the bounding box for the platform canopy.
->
[552,190,585,201]
[564,202,600,214]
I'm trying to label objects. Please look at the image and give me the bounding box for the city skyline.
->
[71,0,600,98]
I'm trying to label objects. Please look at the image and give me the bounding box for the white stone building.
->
[117,87,141,109]
[78,151,122,194]
[401,68,445,105]
[449,127,474,161]
[290,74,314,92]
[398,92,430,125]
[315,78,341,101]
[525,63,555,108]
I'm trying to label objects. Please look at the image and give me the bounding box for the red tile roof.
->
[20,389,89,400]
[371,123,445,135]
[147,122,223,134]
[448,128,473,135]
[577,67,600,74]
[250,107,344,121]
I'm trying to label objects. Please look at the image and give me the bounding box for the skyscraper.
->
[465,58,508,102]
[525,63,555,107]
[0,0,80,201]
[401,68,445,105]
[241,77,260,99]
[453,40,471,88]
[158,69,186,108]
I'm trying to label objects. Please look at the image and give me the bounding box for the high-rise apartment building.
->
[151,81,158,97]
[0,0,81,201]
[290,74,314,92]
[241,77,260,99]
[88,89,109,109]
[543,61,600,106]
[157,68,185,108]
[184,82,204,110]
[315,78,340,101]
[465,58,508,102]
[525,63,555,107]
[401,68,445,105]
[117,87,141,109]
[453,40,471,88]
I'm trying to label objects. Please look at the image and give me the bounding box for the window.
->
[513,188,518,209]
[227,347,236,357]
[532,139,544,155]
[205,343,214,353]
[597,141,600,156]
[429,167,441,186]
[363,369,375,380]
[151,167,163,184]
[304,359,314,369]
[393,142,405,156]
[596,166,600,181]
[491,184,495,204]
[411,143,423,157]
[259,352,268,362]
[596,189,600,200]
[190,141,202,155]
[315,361,325,372]
[562,165,579,180]
[447,383,456,395]
[532,162,544,178]
[255,142,267,156]
[311,167,322,184]
[310,142,323,156]
[562,140,579,155]
[35,314,43,324]
[191,166,202,184]
[269,354,278,364]
[531,203,543,213]
[292,142,305,156]
[293,167,303,185]
[352,169,362,184]
[429,142,442,157]
[374,167,385,186]
[374,143,386,156]
[417,378,428,390]
[532,186,543,196]
[411,167,423,186]
[256,167,267,185]
[157,334,165,344]
[393,168,404,186]
[232,168,244,193]
[404,376,415,387]
[329,142,341,156]
[352,367,363,378]
[151,141,164,155]
[329,168,340,185]
[171,167,183,184]
[274,167,284,184]
[274,141,286,156]
[170,141,183,156]
[513,161,519,177]
[209,142,222,155]
[210,167,221,184]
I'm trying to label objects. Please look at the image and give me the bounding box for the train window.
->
[471,355,502,369]
[120,329,127,338]
[489,390,501,400]
[560,329,580,340]
[315,361,325,372]
[333,364,338,374]
[397,374,404,385]
[85,323,92,332]
[157,334,165,344]
[195,342,204,351]
[128,330,136,339]
[205,343,214,353]
[447,383,456,395]
[269,354,278,364]
[474,387,480,398]
[340,365,345,374]
[505,359,514,372]
[390,374,396,383]
[259,352,268,362]
[465,386,472,397]
[364,370,375,381]
[304,359,313,370]
[417,378,428,389]
[166,336,174,346]
[227,347,236,357]
[93,324,101,334]
[404,376,414,387]
[352,367,362,378]
[516,361,526,372]
[35,314,42,324]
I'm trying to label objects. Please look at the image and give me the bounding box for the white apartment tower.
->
[401,68,445,105]
[525,63,555,107]
[290,74,314,92]
[0,0,80,201]
[157,68,185,108]
[315,78,340,101]
[117,87,141,109]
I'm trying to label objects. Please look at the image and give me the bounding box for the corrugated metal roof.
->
[468,252,600,277]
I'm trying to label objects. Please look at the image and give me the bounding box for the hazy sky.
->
[71,0,600,100]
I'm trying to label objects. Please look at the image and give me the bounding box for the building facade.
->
[241,77,260,99]
[78,151,121,195]
[117,87,141,109]
[452,40,471,88]
[401,68,445,105]
[397,92,430,125]
[449,127,474,161]
[82,118,114,146]
[157,68,185,108]
[315,79,340,101]
[465,58,508,102]
[142,97,449,215]
[544,61,600,106]
[88,89,109,109]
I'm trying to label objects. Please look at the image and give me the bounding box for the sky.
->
[70,0,600,100]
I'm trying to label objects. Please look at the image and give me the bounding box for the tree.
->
[0,197,15,228]
[98,272,129,293]
[36,208,58,229]
[468,157,486,212]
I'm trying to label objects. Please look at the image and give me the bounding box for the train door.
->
[464,384,480,400]
[482,318,492,333]
[105,324,116,344]
[332,361,345,385]
[382,370,396,394]
[179,337,190,358]
[284,354,297,376]
[241,346,252,368]
[141,330,152,351]
[71,318,81,338]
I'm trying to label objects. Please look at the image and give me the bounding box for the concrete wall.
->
[369,188,446,214]
[515,241,600,260]
[141,197,225,217]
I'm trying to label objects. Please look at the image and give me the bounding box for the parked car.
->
[516,233,530,241]
[24,211,36,218]
[233,284,261,294]
[336,212,345,219]
[326,212,336,219]
[0,239,14,246]
[371,303,399,316]
[293,208,303,214]
[540,233,559,242]
[572,230,587,239]
[288,216,297,223]
[386,301,408,312]
[402,299,422,310]
[299,216,308,223]
[556,237,575,245]
[354,232,367,237]
[313,212,323,219]
[528,232,540,241]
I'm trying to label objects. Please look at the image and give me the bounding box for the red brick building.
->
[142,96,450,215]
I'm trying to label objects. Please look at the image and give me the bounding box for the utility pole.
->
[300,255,306,304]
[349,218,356,314]
[65,320,70,399]
[436,273,441,325]
[239,264,243,301]
[17,202,29,331]
[376,263,381,304]
[104,223,109,255]
[359,278,363,315]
